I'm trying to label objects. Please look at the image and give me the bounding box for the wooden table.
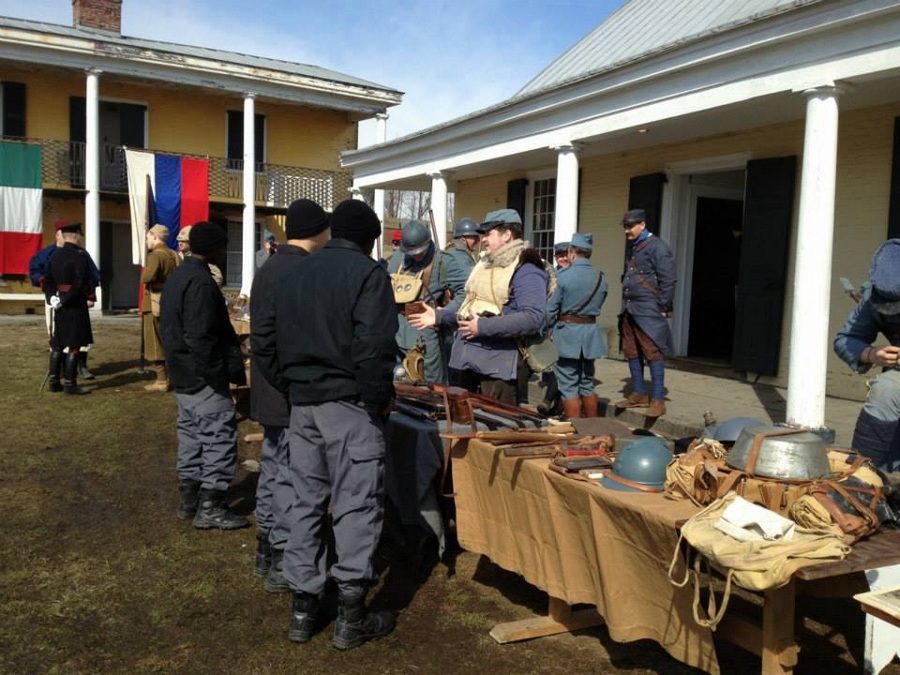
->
[714,529,900,675]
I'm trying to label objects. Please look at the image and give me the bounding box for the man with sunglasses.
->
[615,208,676,419]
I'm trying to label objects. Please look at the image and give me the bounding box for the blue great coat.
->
[620,233,676,355]
[547,258,609,359]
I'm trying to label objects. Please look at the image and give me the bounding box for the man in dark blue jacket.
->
[249,199,330,592]
[615,209,676,419]
[159,221,248,531]
[257,199,398,650]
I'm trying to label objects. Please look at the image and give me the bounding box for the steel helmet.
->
[400,220,432,256]
[600,437,673,492]
[712,417,765,443]
[453,218,479,238]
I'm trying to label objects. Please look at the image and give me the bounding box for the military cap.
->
[870,239,900,314]
[477,208,521,234]
[571,232,593,251]
[554,242,570,256]
[621,209,646,226]
[54,220,82,234]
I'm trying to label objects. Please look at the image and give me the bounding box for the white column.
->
[372,113,388,251]
[239,93,256,298]
[786,86,842,429]
[554,143,579,245]
[429,171,449,250]
[85,69,102,310]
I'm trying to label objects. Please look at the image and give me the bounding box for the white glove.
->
[49,295,61,310]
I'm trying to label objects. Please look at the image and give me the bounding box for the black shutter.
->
[254,113,265,166]
[506,178,528,222]
[119,104,146,148]
[628,172,666,234]
[70,97,86,142]
[226,110,242,163]
[2,82,26,137]
[732,156,797,376]
[889,116,900,239]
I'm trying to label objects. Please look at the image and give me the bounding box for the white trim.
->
[523,167,556,245]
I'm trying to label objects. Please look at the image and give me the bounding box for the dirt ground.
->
[1,316,898,675]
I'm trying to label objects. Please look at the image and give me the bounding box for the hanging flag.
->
[125,149,209,264]
[0,141,43,275]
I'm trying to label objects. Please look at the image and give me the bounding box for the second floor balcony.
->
[23,138,352,211]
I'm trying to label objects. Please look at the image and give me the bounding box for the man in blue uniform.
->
[547,233,609,419]
[409,208,548,404]
[387,220,447,384]
[615,209,676,419]
[834,239,900,472]
[438,218,480,383]
[538,241,571,416]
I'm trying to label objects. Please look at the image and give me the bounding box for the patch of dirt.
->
[0,317,897,675]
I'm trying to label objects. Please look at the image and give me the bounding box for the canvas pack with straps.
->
[668,493,851,629]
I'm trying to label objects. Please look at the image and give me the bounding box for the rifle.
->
[840,277,863,304]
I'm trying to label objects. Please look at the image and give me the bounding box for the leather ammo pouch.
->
[149,290,162,317]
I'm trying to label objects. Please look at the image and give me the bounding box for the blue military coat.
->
[834,287,900,373]
[547,258,608,359]
[620,232,676,354]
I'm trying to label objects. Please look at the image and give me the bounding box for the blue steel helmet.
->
[601,437,673,492]
[713,417,765,444]
[453,218,479,238]
[400,220,432,256]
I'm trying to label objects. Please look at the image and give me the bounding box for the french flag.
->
[125,149,209,264]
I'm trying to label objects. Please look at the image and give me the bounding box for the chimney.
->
[72,0,122,34]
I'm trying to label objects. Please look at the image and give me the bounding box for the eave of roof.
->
[0,15,403,114]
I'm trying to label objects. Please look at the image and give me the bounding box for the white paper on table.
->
[713,495,796,541]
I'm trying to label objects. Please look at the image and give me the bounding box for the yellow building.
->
[0,0,401,312]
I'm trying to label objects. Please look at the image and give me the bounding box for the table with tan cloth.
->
[452,437,719,675]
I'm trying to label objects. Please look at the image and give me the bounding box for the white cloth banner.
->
[0,186,42,233]
[125,149,155,266]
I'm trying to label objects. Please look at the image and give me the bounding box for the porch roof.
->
[341,0,900,191]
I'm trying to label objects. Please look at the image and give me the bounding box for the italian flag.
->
[0,141,42,275]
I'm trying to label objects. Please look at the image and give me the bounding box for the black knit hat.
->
[286,199,329,239]
[189,221,228,255]
[329,199,381,246]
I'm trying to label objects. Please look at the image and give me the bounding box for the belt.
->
[57,284,72,292]
[558,314,595,324]
[399,302,427,317]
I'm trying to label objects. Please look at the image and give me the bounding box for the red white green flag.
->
[0,141,43,275]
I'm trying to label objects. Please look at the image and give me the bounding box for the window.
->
[1,82,26,137]
[226,110,266,172]
[529,177,556,263]
[224,220,262,287]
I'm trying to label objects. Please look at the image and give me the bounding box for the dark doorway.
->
[688,197,744,360]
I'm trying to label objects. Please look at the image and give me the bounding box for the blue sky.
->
[0,0,622,146]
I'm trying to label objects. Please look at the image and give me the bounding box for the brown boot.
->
[645,399,667,418]
[144,364,171,392]
[581,394,598,418]
[561,398,583,420]
[614,392,649,409]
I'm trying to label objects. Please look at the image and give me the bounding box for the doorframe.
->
[662,153,752,355]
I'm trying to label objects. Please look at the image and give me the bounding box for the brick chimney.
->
[72,0,122,33]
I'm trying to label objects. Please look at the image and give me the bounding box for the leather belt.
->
[399,302,426,317]
[558,313,595,324]
[57,284,72,292]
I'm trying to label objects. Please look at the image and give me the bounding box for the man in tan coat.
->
[142,224,179,391]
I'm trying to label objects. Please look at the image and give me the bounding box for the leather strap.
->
[558,314,595,324]
[601,469,663,493]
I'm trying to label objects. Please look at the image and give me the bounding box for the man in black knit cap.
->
[159,221,249,530]
[257,199,398,650]
[249,199,330,592]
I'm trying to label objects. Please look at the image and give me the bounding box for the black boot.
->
[63,352,90,395]
[289,591,323,643]
[332,589,395,651]
[47,350,63,393]
[177,480,201,520]
[192,489,249,530]
[77,351,95,380]
[254,531,273,579]
[265,548,289,593]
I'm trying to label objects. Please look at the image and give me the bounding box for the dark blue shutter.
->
[2,82,26,137]
[888,117,900,239]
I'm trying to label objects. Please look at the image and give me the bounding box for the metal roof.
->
[0,15,401,96]
[516,0,825,97]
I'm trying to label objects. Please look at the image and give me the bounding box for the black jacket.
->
[249,243,308,426]
[160,257,244,394]
[255,238,397,410]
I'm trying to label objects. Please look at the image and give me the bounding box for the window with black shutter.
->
[226,110,266,172]
[1,82,26,137]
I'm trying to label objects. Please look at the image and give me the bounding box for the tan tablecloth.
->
[452,438,719,675]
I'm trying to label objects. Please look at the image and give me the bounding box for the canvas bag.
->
[668,493,851,629]
[518,334,559,373]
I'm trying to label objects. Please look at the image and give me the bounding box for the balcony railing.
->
[8,137,352,211]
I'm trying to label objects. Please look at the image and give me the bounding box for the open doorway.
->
[687,196,744,360]
[100,220,140,311]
